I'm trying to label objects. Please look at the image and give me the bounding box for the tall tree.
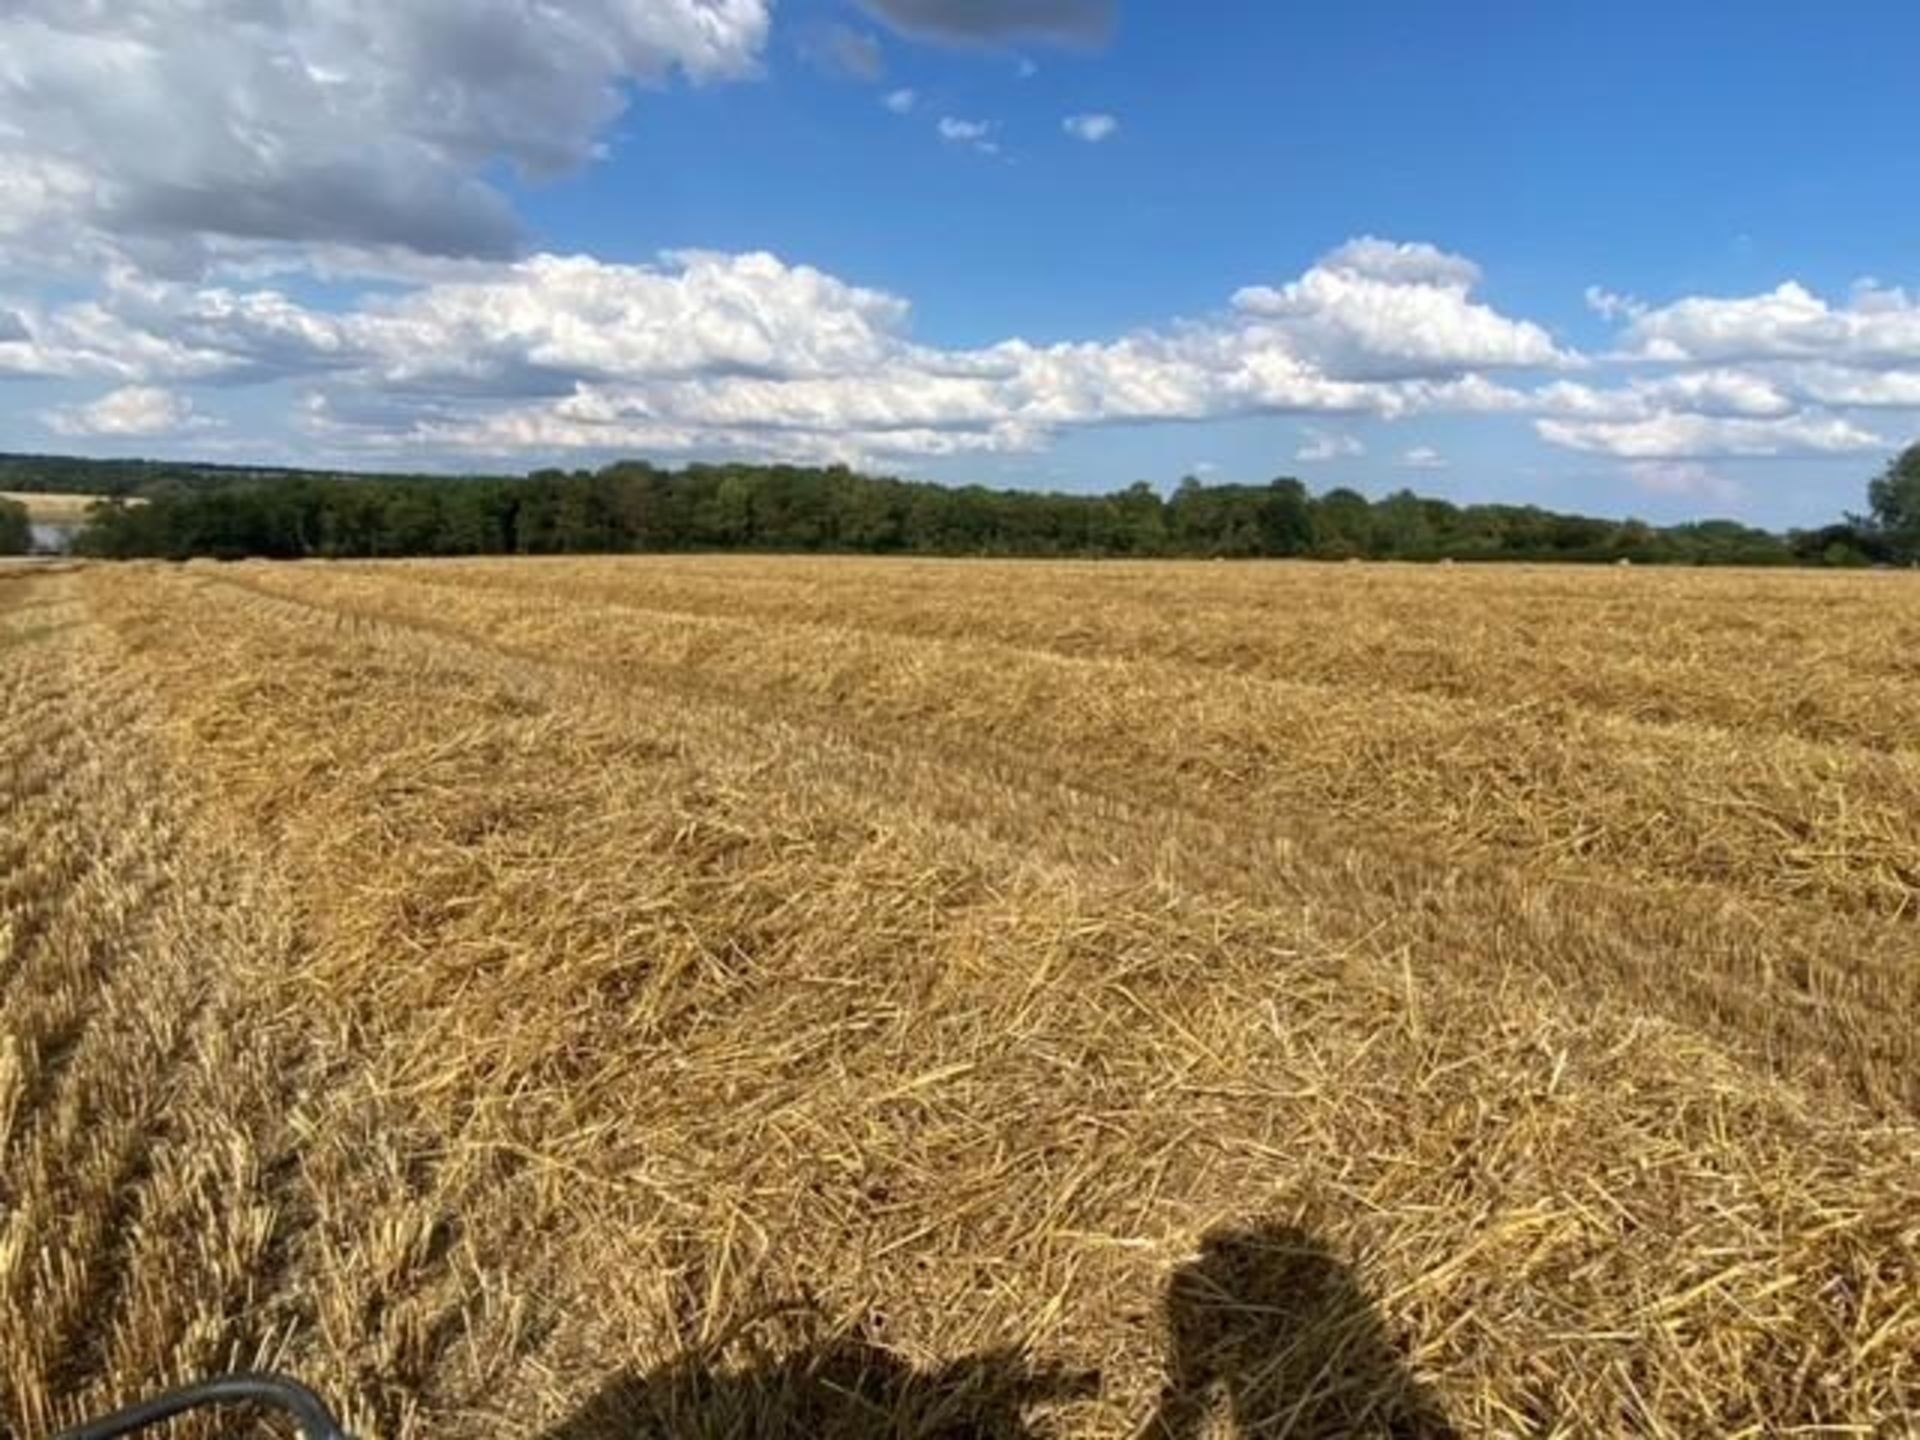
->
[1866,443,1920,562]
[1257,478,1315,555]
[1370,489,1435,558]
[1310,488,1373,558]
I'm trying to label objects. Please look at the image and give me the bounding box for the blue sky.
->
[2,1,1918,526]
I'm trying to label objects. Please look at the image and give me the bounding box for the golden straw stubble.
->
[1,556,1916,1438]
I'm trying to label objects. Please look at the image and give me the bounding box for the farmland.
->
[3,556,1919,1437]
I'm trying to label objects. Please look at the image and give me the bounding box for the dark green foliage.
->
[1787,523,1888,568]
[14,446,1888,567]
[1311,487,1373,558]
[1866,443,1920,563]
[0,496,30,554]
[1166,477,1315,557]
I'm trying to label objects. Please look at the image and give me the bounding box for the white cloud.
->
[0,1,773,273]
[1399,446,1447,470]
[42,385,212,437]
[883,88,918,113]
[1786,363,1920,408]
[0,286,270,382]
[1319,238,1483,290]
[1625,461,1744,505]
[938,116,993,141]
[1584,285,1646,322]
[32,236,1849,469]
[1536,412,1885,459]
[233,239,1568,460]
[1231,237,1570,380]
[1532,370,1796,422]
[1063,112,1118,143]
[1548,276,1920,460]
[936,116,999,154]
[1296,428,1364,462]
[1619,280,1920,365]
[1643,369,1796,418]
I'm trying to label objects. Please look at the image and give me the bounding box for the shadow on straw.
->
[1143,1221,1457,1440]
[537,1334,1097,1439]
[539,1220,1453,1439]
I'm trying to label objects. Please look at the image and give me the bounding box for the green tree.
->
[697,471,755,546]
[1789,522,1882,568]
[1867,443,1920,562]
[1370,489,1435,558]
[1257,478,1315,555]
[831,470,904,550]
[1114,481,1168,555]
[0,496,30,554]
[60,456,1856,569]
[377,484,443,555]
[1310,488,1372,558]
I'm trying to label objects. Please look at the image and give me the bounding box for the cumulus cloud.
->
[0,0,772,272]
[1230,237,1569,381]
[1063,112,1118,143]
[857,0,1113,47]
[883,88,918,113]
[37,238,1543,461]
[1317,238,1484,290]
[1619,280,1920,365]
[1521,271,1920,461]
[43,237,1880,469]
[1547,275,1920,459]
[1787,363,1920,409]
[1296,428,1364,462]
[1589,278,1920,458]
[1536,412,1885,459]
[1532,370,1796,422]
[377,251,915,386]
[1399,446,1447,470]
[42,385,212,437]
[0,289,248,382]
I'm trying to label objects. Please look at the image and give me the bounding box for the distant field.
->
[3,557,1917,1436]
[0,489,115,524]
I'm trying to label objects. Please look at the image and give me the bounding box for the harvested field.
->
[3,556,1918,1437]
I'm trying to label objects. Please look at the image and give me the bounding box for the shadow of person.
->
[1143,1223,1456,1439]
[539,1333,1098,1440]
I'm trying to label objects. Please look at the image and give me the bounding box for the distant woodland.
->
[2,446,1915,566]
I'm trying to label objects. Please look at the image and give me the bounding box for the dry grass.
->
[3,556,1918,1438]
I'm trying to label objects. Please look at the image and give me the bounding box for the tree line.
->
[5,444,1917,566]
